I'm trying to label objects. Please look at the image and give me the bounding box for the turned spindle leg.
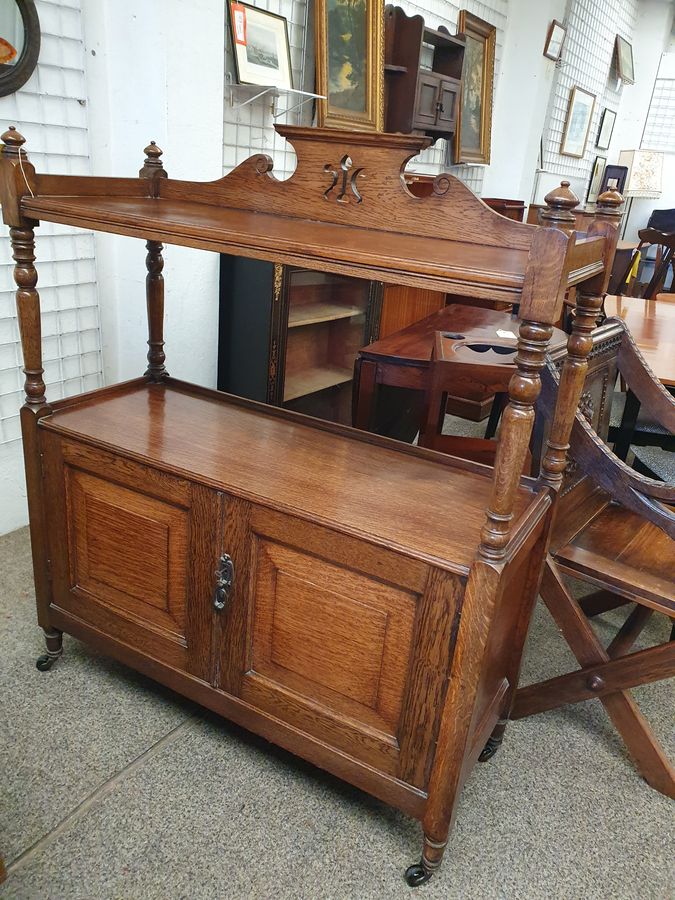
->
[11,225,46,407]
[405,834,448,886]
[144,240,168,380]
[36,628,63,671]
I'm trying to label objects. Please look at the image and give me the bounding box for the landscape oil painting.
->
[316,0,383,131]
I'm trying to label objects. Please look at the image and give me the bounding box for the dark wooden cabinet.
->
[385,5,464,142]
[218,258,382,424]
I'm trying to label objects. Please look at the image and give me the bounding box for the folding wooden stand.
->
[0,124,618,884]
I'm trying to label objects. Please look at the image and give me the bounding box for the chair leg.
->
[513,559,675,799]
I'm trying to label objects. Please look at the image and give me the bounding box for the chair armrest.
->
[572,414,675,540]
[616,325,675,434]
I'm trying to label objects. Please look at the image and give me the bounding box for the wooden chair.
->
[615,228,675,299]
[508,318,675,798]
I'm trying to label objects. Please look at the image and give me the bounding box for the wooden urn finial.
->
[1,125,26,158]
[139,141,168,196]
[540,180,580,232]
[595,188,624,218]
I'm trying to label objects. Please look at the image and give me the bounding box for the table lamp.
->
[618,149,664,237]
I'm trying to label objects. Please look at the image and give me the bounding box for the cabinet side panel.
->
[217,254,274,402]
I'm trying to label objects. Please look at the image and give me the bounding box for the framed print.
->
[560,86,596,158]
[454,11,496,165]
[615,35,635,84]
[600,164,628,195]
[586,155,607,203]
[315,0,384,132]
[596,108,616,150]
[228,2,293,91]
[544,20,566,61]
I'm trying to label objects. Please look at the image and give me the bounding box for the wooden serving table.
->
[0,124,617,886]
[353,304,568,435]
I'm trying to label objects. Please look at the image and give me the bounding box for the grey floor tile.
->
[0,528,195,864]
[1,530,673,900]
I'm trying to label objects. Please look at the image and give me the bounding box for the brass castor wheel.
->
[404,863,433,887]
[36,653,58,671]
[478,734,503,762]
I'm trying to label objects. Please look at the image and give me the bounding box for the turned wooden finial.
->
[139,141,167,177]
[1,125,26,158]
[595,188,624,218]
[139,140,167,197]
[540,180,580,232]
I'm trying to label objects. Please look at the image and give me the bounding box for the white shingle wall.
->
[222,0,509,195]
[0,0,102,445]
[542,0,638,183]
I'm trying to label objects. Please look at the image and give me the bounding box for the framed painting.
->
[615,35,635,84]
[586,155,607,203]
[454,11,496,165]
[560,86,595,158]
[315,0,384,132]
[600,164,628,195]
[543,19,566,62]
[228,2,293,90]
[596,108,616,150]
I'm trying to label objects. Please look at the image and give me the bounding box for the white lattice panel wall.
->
[0,0,102,445]
[542,0,638,183]
[642,78,675,152]
[222,0,508,195]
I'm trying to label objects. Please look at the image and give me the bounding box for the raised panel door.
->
[215,504,465,788]
[42,433,222,680]
[413,73,441,130]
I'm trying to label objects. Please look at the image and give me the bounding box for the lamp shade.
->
[618,149,664,198]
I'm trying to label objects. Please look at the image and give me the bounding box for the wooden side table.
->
[353,304,567,438]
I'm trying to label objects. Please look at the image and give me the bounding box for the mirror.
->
[0,0,40,97]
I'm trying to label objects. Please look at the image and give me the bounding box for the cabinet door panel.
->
[43,434,222,679]
[436,79,459,129]
[225,507,463,787]
[413,73,440,129]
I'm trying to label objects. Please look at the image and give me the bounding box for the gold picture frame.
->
[454,11,495,165]
[315,0,384,132]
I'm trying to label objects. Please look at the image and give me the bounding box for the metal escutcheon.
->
[213,553,234,611]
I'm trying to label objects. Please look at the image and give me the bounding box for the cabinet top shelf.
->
[41,379,543,573]
[2,124,608,309]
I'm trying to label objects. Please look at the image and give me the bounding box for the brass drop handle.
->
[213,553,234,611]
[436,99,444,115]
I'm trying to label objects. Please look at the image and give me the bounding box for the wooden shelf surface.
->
[283,365,353,401]
[20,193,605,301]
[288,302,364,328]
[40,380,544,573]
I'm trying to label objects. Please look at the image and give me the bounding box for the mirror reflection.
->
[0,1,25,66]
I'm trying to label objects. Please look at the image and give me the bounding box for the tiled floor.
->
[1,526,673,900]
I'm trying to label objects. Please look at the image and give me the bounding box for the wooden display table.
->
[604,294,675,386]
[0,125,617,885]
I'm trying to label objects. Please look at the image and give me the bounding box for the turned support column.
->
[144,240,168,380]
[139,142,169,380]
[11,224,47,406]
[539,291,604,490]
[479,318,554,559]
[1,127,59,655]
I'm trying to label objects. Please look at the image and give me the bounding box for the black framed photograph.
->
[615,35,635,84]
[596,108,616,150]
[228,2,293,90]
[560,86,596,158]
[600,164,628,195]
[544,19,566,61]
[587,155,607,203]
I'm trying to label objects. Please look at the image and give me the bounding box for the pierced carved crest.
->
[323,155,365,204]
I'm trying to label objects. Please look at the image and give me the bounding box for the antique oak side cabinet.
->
[0,125,617,885]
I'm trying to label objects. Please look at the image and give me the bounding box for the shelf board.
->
[288,302,364,328]
[385,63,408,74]
[284,366,353,402]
